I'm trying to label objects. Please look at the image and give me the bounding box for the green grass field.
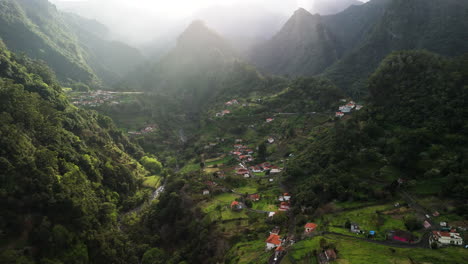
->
[324,204,410,240]
[226,240,271,264]
[286,235,467,264]
[234,186,258,194]
[142,175,162,189]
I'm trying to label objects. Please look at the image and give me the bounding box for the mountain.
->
[0,0,144,87]
[0,0,98,86]
[0,40,154,263]
[63,13,145,85]
[310,0,364,15]
[192,4,288,53]
[249,8,342,77]
[132,21,281,113]
[249,0,468,97]
[324,0,468,96]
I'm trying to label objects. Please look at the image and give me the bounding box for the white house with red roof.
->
[279,202,290,211]
[304,223,318,233]
[270,166,282,173]
[279,193,291,201]
[266,118,274,123]
[432,231,463,246]
[265,234,282,250]
[336,112,345,118]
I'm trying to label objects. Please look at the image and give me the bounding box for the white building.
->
[432,231,464,246]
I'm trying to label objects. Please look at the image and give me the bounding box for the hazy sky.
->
[51,0,368,19]
[50,0,369,50]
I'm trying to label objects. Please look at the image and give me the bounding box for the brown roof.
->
[325,249,337,260]
[266,234,281,245]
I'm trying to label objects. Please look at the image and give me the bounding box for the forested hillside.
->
[250,8,342,77]
[0,40,153,263]
[0,0,144,87]
[288,50,468,212]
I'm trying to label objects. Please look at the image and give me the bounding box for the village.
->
[180,98,467,263]
[68,90,142,107]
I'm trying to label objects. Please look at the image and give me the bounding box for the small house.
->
[265,234,281,250]
[324,249,337,261]
[279,202,290,211]
[249,194,260,201]
[266,118,274,123]
[268,137,275,144]
[424,221,432,229]
[231,201,242,211]
[432,231,463,246]
[336,112,345,118]
[304,223,317,233]
[203,190,210,195]
[350,223,360,233]
[440,222,448,227]
[279,193,291,202]
[268,212,276,217]
[355,105,363,111]
[236,168,249,175]
[270,166,282,173]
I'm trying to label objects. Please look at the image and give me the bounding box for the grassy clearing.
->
[324,204,409,240]
[142,175,162,189]
[206,156,232,166]
[179,162,200,173]
[226,240,271,264]
[252,199,277,212]
[287,235,467,264]
[200,193,249,221]
[234,186,258,194]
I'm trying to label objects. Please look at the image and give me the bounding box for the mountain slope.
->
[0,40,151,263]
[0,0,145,87]
[0,0,98,85]
[324,0,468,96]
[310,0,363,15]
[288,50,468,209]
[133,21,285,113]
[63,13,145,85]
[250,8,342,77]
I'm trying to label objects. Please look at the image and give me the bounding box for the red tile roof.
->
[305,223,317,230]
[265,234,281,245]
[231,201,239,207]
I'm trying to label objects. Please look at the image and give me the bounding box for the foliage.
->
[0,43,148,263]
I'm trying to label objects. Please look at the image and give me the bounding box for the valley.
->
[0,0,467,263]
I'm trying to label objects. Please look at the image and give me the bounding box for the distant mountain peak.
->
[177,19,226,48]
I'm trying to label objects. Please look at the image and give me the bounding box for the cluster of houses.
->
[231,144,255,162]
[335,100,363,118]
[128,124,158,136]
[215,110,231,117]
[70,90,124,107]
[249,162,282,174]
[214,99,242,117]
[430,222,464,247]
[225,99,239,106]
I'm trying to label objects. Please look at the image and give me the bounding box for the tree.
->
[140,156,163,174]
[142,248,166,264]
[258,143,267,162]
